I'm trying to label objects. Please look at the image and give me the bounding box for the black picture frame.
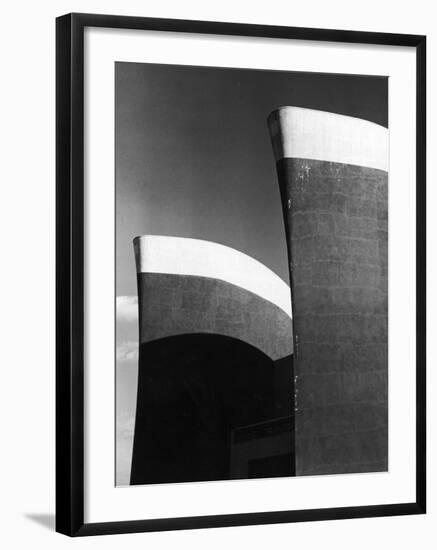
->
[56,12,426,537]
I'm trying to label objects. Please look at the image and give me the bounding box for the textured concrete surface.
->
[137,273,293,360]
[134,235,292,319]
[276,157,388,476]
[131,273,295,484]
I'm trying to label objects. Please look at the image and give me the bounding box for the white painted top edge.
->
[134,235,292,319]
[268,106,388,172]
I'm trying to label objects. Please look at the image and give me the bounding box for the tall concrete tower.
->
[268,107,388,476]
[131,235,294,484]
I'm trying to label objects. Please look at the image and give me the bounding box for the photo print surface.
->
[115,62,388,486]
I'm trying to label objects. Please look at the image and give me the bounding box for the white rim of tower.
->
[268,106,389,172]
[133,235,292,319]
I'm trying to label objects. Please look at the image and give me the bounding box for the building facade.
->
[268,107,388,476]
[130,235,294,484]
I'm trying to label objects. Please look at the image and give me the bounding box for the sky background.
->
[115,61,388,485]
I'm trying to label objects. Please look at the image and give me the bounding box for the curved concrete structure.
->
[131,236,295,485]
[134,235,292,318]
[268,106,388,172]
[134,235,293,360]
[268,107,388,476]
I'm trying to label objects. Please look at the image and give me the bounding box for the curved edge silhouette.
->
[130,334,294,485]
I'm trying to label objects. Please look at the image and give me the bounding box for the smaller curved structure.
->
[130,236,295,485]
[133,235,292,360]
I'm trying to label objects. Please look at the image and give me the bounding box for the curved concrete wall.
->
[269,107,388,476]
[134,236,293,360]
[134,235,292,317]
[131,236,295,484]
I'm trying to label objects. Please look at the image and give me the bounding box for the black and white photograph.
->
[115,62,388,487]
[0,1,431,546]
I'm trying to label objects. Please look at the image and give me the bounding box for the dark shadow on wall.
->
[130,333,294,485]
